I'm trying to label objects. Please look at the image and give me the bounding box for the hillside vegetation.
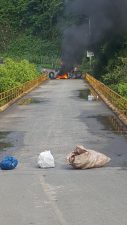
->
[93,36,127,98]
[0,0,63,64]
[0,0,63,93]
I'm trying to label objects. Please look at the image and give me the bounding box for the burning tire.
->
[49,72,55,79]
[68,73,74,79]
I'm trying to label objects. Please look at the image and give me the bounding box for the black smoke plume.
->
[61,0,127,68]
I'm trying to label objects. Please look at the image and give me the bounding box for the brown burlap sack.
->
[67,145,111,169]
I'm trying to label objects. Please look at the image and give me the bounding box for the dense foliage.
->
[0,0,63,65]
[0,0,64,92]
[0,58,39,92]
[0,0,64,39]
[92,36,127,98]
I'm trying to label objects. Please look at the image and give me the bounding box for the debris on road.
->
[0,156,18,170]
[66,145,111,169]
[88,94,95,101]
[37,150,55,168]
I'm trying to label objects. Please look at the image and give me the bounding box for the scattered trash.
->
[37,150,55,168]
[66,145,111,169]
[0,156,18,170]
[88,94,95,101]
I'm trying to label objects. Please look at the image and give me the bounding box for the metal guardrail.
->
[86,73,127,124]
[0,74,48,110]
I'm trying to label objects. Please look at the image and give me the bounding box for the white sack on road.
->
[37,150,55,168]
[67,145,111,169]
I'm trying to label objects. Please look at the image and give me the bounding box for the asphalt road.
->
[0,79,127,225]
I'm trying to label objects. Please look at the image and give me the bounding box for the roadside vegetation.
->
[0,58,39,92]
[0,1,63,63]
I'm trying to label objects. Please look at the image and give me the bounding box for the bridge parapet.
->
[0,74,48,112]
[86,74,127,126]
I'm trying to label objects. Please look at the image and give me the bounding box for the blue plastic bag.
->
[0,156,18,170]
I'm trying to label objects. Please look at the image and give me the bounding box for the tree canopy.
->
[0,0,64,51]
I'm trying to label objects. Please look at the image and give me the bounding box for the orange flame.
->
[56,74,68,79]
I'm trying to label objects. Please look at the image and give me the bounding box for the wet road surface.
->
[0,79,127,225]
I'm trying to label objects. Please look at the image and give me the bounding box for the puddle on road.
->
[79,89,91,99]
[87,115,127,135]
[79,88,99,100]
[18,98,42,105]
[0,131,10,138]
[0,132,13,151]
[0,142,13,151]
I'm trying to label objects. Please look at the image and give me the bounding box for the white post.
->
[89,18,91,37]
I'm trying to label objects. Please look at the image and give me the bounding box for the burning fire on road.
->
[56,74,68,79]
[48,63,82,79]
